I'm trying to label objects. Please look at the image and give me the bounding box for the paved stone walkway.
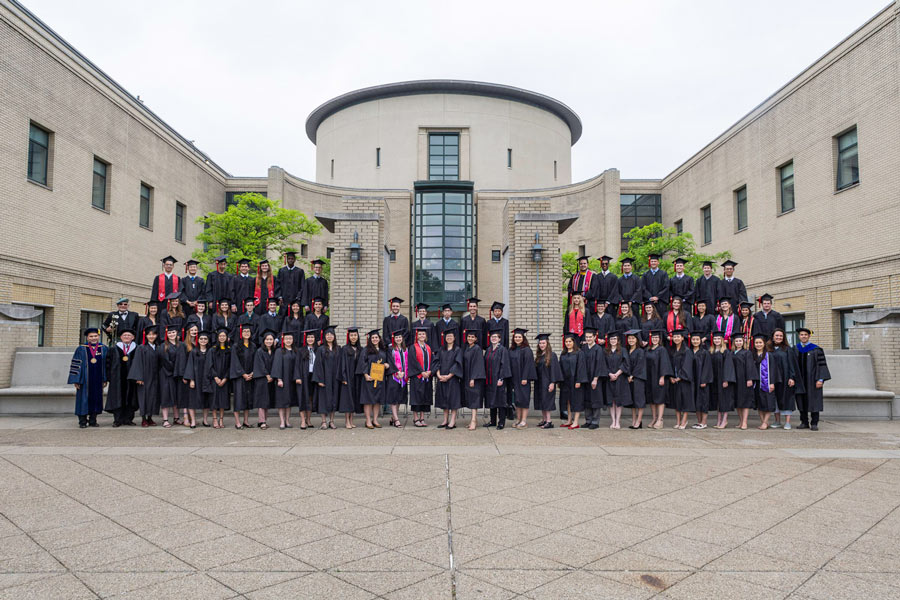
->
[1,414,900,599]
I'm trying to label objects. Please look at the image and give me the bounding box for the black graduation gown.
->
[434,346,463,410]
[183,348,212,410]
[596,272,618,309]
[277,266,305,306]
[236,312,261,345]
[185,313,212,335]
[508,346,536,409]
[772,346,798,412]
[435,318,459,349]
[299,346,317,411]
[204,270,234,304]
[563,308,589,345]
[232,274,254,309]
[251,348,276,410]
[690,348,714,413]
[174,343,191,408]
[212,315,236,343]
[669,275,695,311]
[694,275,720,312]
[534,352,563,412]
[751,310,787,339]
[303,275,329,311]
[559,351,588,413]
[717,277,748,309]
[663,310,692,344]
[616,315,640,335]
[710,350,737,412]
[128,343,161,416]
[644,346,673,405]
[383,314,411,347]
[208,345,232,410]
[150,273,180,307]
[280,316,303,344]
[303,313,329,343]
[158,342,181,409]
[356,348,394,406]
[338,345,362,413]
[483,344,512,409]
[486,318,509,348]
[668,346,695,412]
[136,316,160,345]
[460,314,487,348]
[641,317,663,345]
[641,269,670,314]
[568,270,600,315]
[159,313,185,336]
[231,342,256,411]
[313,344,342,413]
[626,347,647,409]
[605,350,631,407]
[462,344,485,410]
[732,349,758,409]
[594,313,617,343]
[179,274,205,314]
[270,348,299,409]
[581,344,607,409]
[410,319,437,352]
[754,351,781,413]
[615,274,642,312]
[252,276,279,316]
[105,343,138,414]
[692,314,715,345]
[794,344,831,413]
[408,342,435,411]
[103,311,140,338]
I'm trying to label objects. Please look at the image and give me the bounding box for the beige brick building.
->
[1,0,898,352]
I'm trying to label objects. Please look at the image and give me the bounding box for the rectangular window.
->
[491,249,501,262]
[330,159,334,180]
[139,183,152,229]
[839,310,856,349]
[28,123,50,185]
[92,158,108,210]
[779,162,795,213]
[619,194,662,251]
[175,202,185,242]
[553,160,557,181]
[784,314,805,346]
[326,247,334,259]
[675,219,683,234]
[428,133,460,181]
[389,248,396,262]
[376,147,381,168]
[300,243,308,258]
[836,128,859,190]
[702,205,712,245]
[578,244,586,258]
[735,186,748,231]
[80,311,105,341]
[225,190,266,211]
[507,148,512,169]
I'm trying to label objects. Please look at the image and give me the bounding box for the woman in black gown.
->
[731,335,758,430]
[385,331,408,428]
[559,333,587,430]
[271,331,299,429]
[710,331,736,429]
[338,328,361,428]
[624,330,647,429]
[208,328,231,428]
[483,329,511,429]
[508,328,536,429]
[605,332,629,430]
[462,330,485,430]
[669,329,695,430]
[689,331,713,429]
[231,325,256,429]
[771,329,799,430]
[182,330,212,428]
[298,330,319,429]
[252,331,277,429]
[212,299,236,344]
[408,326,435,428]
[645,330,672,429]
[533,333,562,429]
[128,325,161,427]
[435,328,464,429]
[313,326,342,429]
[357,330,394,429]
[158,325,182,428]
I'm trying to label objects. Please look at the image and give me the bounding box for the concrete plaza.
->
[1,414,900,599]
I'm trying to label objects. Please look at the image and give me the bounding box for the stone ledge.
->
[314,212,381,233]
[824,388,896,400]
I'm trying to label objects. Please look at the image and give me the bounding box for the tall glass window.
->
[619,194,661,251]
[92,158,108,210]
[225,190,266,211]
[702,205,712,244]
[675,219,683,234]
[735,186,748,231]
[412,188,474,309]
[836,128,858,190]
[779,162,795,213]
[139,183,152,228]
[428,133,459,181]
[28,123,50,185]
[175,202,185,242]
[784,314,805,346]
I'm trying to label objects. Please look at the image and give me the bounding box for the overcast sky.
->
[23,0,890,182]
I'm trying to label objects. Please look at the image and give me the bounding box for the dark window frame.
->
[428,133,460,181]
[27,122,51,186]
[175,201,185,242]
[836,127,859,190]
[620,194,662,251]
[491,249,501,262]
[779,161,795,214]
[376,147,381,168]
[783,313,805,346]
[701,205,712,245]
[735,186,748,231]
[674,219,683,234]
[92,157,109,211]
[139,183,152,229]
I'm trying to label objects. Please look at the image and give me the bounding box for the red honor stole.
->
[413,342,431,375]
[253,276,274,307]
[567,309,584,336]
[158,274,180,302]
[572,270,593,295]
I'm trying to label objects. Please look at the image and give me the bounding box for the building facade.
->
[1,0,898,356]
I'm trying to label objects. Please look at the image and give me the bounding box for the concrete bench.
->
[822,350,897,419]
[0,348,102,415]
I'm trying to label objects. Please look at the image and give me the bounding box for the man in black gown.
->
[150,256,180,310]
[460,298,487,348]
[232,259,254,312]
[435,304,457,352]
[304,259,329,313]
[277,251,305,313]
[717,260,748,309]
[204,256,234,308]
[669,257,695,315]
[382,297,410,346]
[641,253,670,317]
[180,259,205,317]
[751,293,786,339]
[694,261,720,314]
[103,298,139,345]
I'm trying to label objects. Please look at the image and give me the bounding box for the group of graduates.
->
[67,251,831,432]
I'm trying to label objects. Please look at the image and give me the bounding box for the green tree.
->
[614,222,731,278]
[193,193,321,273]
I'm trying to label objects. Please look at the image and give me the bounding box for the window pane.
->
[92,171,106,210]
[445,204,465,214]
[422,237,442,247]
[781,162,794,179]
[27,141,48,185]
[838,129,857,151]
[175,203,184,241]
[445,248,465,259]
[444,237,466,247]
[444,281,466,292]
[781,179,794,213]
[29,124,49,145]
[93,159,106,177]
[422,226,442,237]
[444,271,466,281]
[422,248,442,259]
[837,146,859,189]
[422,259,442,270]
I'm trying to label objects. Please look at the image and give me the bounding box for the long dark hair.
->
[509,332,529,350]
[772,328,790,350]
[535,339,554,367]
[561,336,579,355]
[366,334,383,355]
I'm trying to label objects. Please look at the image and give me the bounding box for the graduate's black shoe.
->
[112,422,121,428]
[810,424,819,431]
[797,423,810,429]
[79,423,88,429]
[506,407,516,421]
[485,422,495,428]
[629,423,642,429]
[124,421,136,426]
[559,412,568,421]
[496,420,506,430]
[89,422,99,427]
[588,423,600,430]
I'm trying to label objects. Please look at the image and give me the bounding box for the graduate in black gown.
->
[357,330,394,429]
[508,328,537,429]
[383,298,411,348]
[434,304,458,353]
[605,332,630,429]
[483,328,512,429]
[385,330,409,427]
[624,329,647,429]
[271,331,299,429]
[128,325,161,426]
[150,256,180,310]
[280,301,304,345]
[644,331,673,429]
[185,300,213,336]
[669,258,695,314]
[688,332,713,429]
[487,302,510,348]
[709,331,736,430]
[338,328,362,428]
[717,260,748,309]
[615,303,640,338]
[252,260,279,316]
[593,302,617,347]
[563,291,589,345]
[105,327,138,427]
[237,298,262,346]
[212,299,236,343]
[692,300,715,346]
[313,326,342,429]
[771,329,799,429]
[435,327,464,428]
[230,324,256,429]
[204,255,234,307]
[559,333,588,429]
[175,325,196,425]
[581,328,607,429]
[276,251,305,310]
[208,328,232,427]
[233,259,255,310]
[68,328,107,428]
[731,335,758,430]
[694,261,720,314]
[410,303,436,351]
[793,327,831,431]
[752,334,779,430]
[303,298,329,343]
[641,253,670,318]
[533,333,563,429]
[180,259,205,317]
[158,325,182,428]
[252,331,277,429]
[408,326,435,428]
[160,294,186,336]
[462,329,485,430]
[615,257,643,319]
[136,303,161,346]
[299,330,319,428]
[640,302,663,347]
[303,259,329,313]
[668,329,695,430]
[460,297,487,349]
[183,331,212,428]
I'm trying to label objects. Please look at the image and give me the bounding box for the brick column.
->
[849,307,900,395]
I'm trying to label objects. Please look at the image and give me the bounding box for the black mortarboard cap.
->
[165,292,180,300]
[671,328,688,336]
[758,293,774,302]
[311,296,325,304]
[671,294,685,301]
[512,328,528,335]
[237,258,251,265]
[441,303,453,311]
[284,250,297,257]
[414,325,431,331]
[311,259,325,266]
[753,333,769,341]
[797,327,812,335]
[389,297,404,304]
[83,327,99,336]
[702,260,713,267]
[367,329,381,337]
[488,326,504,335]
[721,260,738,268]
[673,257,687,265]
[717,296,732,304]
[624,329,642,337]
[186,259,199,266]
[117,327,135,336]
[258,259,269,265]
[466,297,481,304]
[739,300,754,308]
[160,255,176,264]
[711,330,725,337]
[166,324,181,332]
[415,303,429,311]
[197,330,212,338]
[491,301,505,311]
[648,253,661,260]
[215,327,229,335]
[535,333,551,341]
[576,255,590,262]
[621,257,635,264]
[583,326,598,334]
[214,255,228,263]
[599,255,613,262]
